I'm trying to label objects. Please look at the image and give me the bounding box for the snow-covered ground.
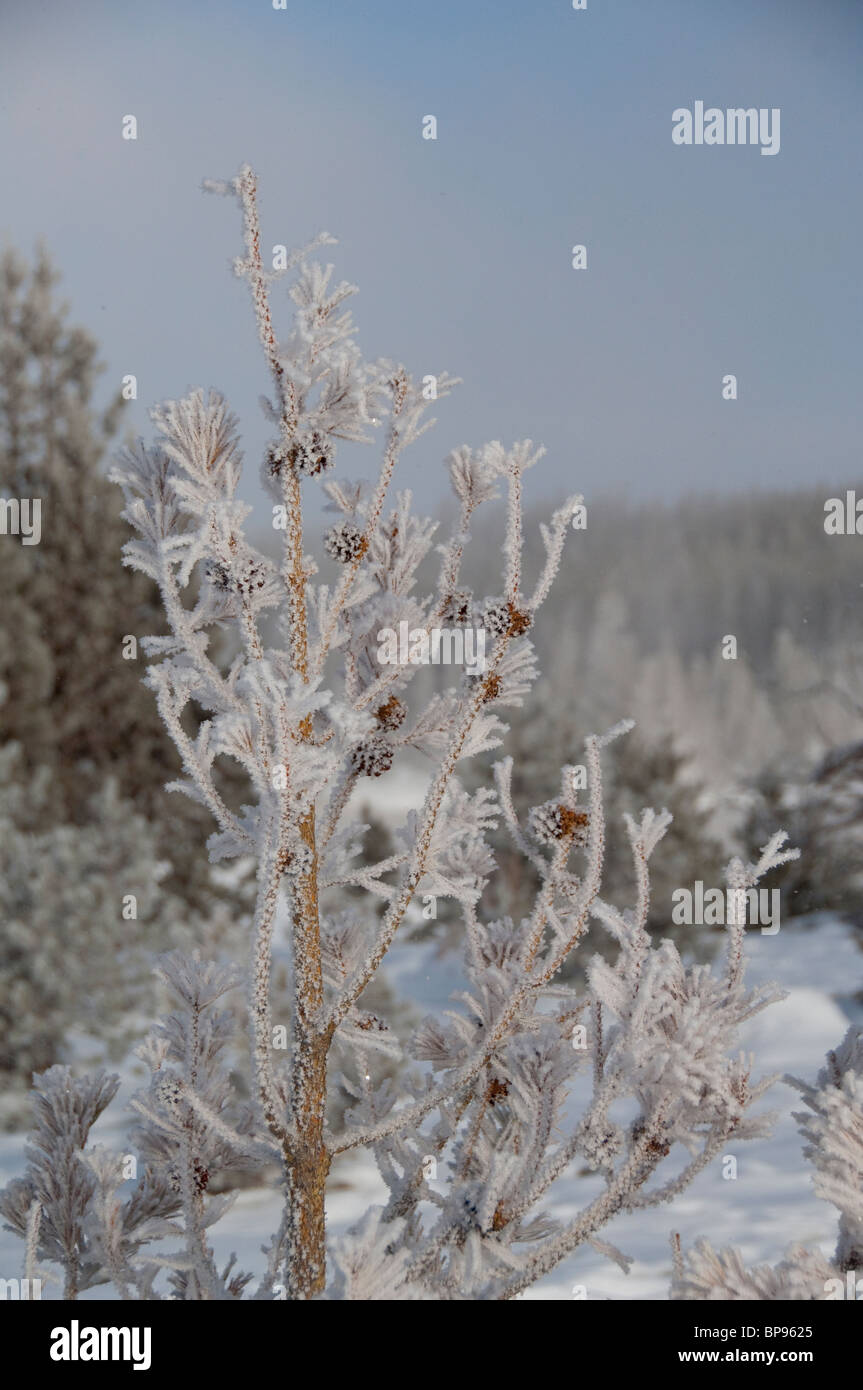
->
[1,916,860,1300]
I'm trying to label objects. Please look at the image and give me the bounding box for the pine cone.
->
[205,556,268,597]
[375,695,406,730]
[482,599,511,638]
[529,801,589,847]
[482,597,532,639]
[206,561,232,592]
[233,557,269,596]
[351,735,394,778]
[294,427,334,477]
[324,520,366,563]
[155,1075,183,1111]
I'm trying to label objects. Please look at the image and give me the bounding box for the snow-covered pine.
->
[2,167,801,1300]
[0,248,244,927]
[0,1066,174,1300]
[672,1024,863,1300]
[0,956,268,1301]
[0,743,224,1118]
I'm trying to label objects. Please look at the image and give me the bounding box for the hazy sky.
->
[1,0,861,515]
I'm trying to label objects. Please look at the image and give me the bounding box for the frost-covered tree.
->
[0,247,233,913]
[0,740,239,1121]
[2,169,800,1300]
[742,752,863,926]
[0,251,252,1096]
[0,956,257,1300]
[673,1024,863,1300]
[0,247,136,799]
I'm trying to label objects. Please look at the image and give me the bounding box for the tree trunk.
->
[286,803,330,1298]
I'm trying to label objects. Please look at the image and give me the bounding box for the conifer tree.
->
[1,173,803,1299]
[0,247,239,908]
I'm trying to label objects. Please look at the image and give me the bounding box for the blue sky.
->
[1,0,861,514]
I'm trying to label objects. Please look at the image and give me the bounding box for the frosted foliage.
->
[0,958,261,1301]
[2,168,808,1300]
[0,743,206,1110]
[795,1027,863,1272]
[673,1024,863,1300]
[0,248,231,926]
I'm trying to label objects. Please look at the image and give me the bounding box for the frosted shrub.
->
[673,1024,863,1300]
[0,742,206,1120]
[2,168,800,1300]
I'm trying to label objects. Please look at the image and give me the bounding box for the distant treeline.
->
[457,486,863,675]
